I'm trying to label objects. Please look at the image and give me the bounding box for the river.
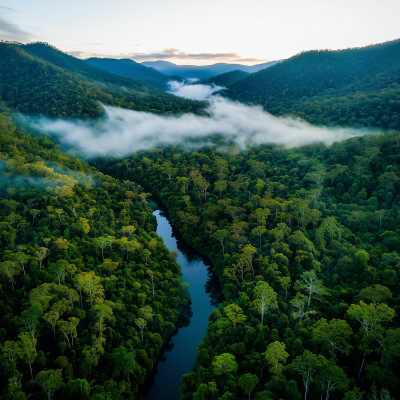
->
[141,208,223,400]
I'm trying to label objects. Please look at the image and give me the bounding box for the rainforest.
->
[0,38,399,400]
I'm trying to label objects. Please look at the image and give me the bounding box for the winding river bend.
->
[141,208,223,400]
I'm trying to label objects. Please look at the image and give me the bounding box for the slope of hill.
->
[141,60,279,80]
[224,39,400,130]
[201,70,250,86]
[0,42,205,118]
[0,99,191,399]
[84,58,177,90]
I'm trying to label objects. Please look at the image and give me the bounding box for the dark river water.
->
[141,208,223,400]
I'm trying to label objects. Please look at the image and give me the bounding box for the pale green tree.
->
[359,284,392,307]
[224,304,247,328]
[212,353,237,376]
[214,180,228,198]
[0,261,22,290]
[291,294,317,322]
[57,317,79,348]
[347,301,396,336]
[135,318,147,341]
[139,306,154,321]
[265,341,289,375]
[99,259,119,277]
[296,270,329,307]
[289,350,320,400]
[18,333,37,379]
[278,276,291,301]
[32,369,63,400]
[253,281,278,325]
[93,304,114,338]
[312,318,353,357]
[75,271,104,317]
[82,337,105,373]
[146,270,155,296]
[43,311,60,342]
[212,229,229,255]
[252,225,267,247]
[241,244,257,277]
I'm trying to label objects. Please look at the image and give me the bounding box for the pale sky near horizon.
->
[1,0,400,66]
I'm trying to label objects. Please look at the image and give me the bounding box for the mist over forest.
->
[0,37,400,400]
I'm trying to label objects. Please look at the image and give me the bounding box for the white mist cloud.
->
[167,80,223,100]
[37,97,372,158]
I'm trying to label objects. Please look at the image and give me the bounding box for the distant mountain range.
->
[222,39,400,130]
[140,60,279,80]
[0,42,204,119]
[1,39,399,131]
[84,58,179,90]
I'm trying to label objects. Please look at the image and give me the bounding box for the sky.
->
[1,0,400,66]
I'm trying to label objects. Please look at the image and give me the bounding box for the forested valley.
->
[98,131,400,400]
[0,38,400,400]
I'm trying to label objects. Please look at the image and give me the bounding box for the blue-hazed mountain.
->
[84,58,181,90]
[141,60,279,80]
[201,70,250,87]
[223,39,400,130]
[0,42,205,118]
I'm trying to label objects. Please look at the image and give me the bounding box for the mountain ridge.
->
[201,70,250,86]
[0,42,205,118]
[141,60,279,79]
[84,57,179,90]
[223,38,400,130]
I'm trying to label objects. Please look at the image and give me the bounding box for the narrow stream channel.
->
[141,208,223,400]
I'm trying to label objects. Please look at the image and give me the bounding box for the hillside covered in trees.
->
[1,38,400,400]
[0,101,192,399]
[84,58,179,91]
[224,39,400,131]
[0,42,204,118]
[202,70,251,87]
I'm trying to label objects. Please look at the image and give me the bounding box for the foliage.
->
[0,104,190,399]
[95,126,400,399]
[201,70,250,87]
[2,44,400,399]
[225,39,400,130]
[0,42,204,119]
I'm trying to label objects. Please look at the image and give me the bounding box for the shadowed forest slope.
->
[0,42,204,118]
[224,39,400,130]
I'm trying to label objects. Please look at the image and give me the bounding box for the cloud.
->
[128,48,268,63]
[67,47,267,64]
[0,6,34,42]
[34,97,372,158]
[67,51,88,58]
[167,80,224,100]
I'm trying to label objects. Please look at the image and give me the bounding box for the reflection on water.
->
[141,207,223,400]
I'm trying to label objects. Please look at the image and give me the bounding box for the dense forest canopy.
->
[0,101,190,399]
[0,38,400,400]
[97,128,400,400]
[224,39,400,131]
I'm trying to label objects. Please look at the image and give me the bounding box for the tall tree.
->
[253,281,278,325]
